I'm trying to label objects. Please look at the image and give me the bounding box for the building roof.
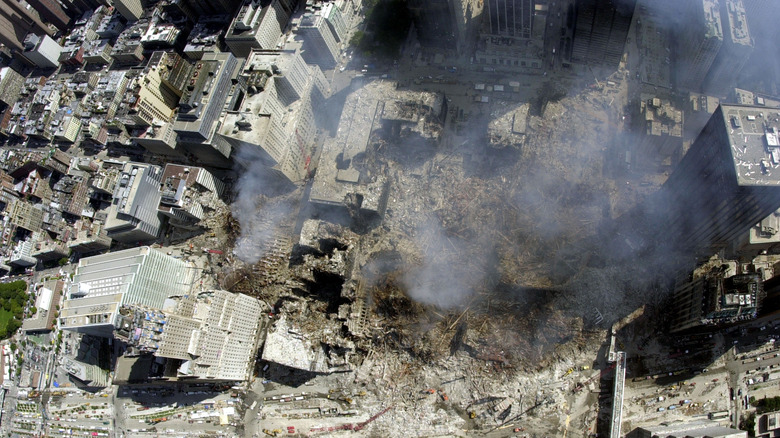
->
[721,104,780,185]
[22,279,63,332]
[60,246,192,334]
[724,0,751,46]
[118,290,263,381]
[703,0,724,40]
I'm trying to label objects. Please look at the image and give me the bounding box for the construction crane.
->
[573,362,617,393]
[309,406,393,434]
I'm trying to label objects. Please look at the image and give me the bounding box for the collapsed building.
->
[487,103,528,148]
[669,259,764,333]
[157,164,225,230]
[309,80,444,225]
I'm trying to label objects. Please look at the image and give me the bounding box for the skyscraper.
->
[677,0,723,91]
[25,0,72,31]
[633,104,780,256]
[104,162,164,243]
[669,264,763,333]
[60,246,193,337]
[0,0,54,51]
[703,0,753,96]
[117,290,264,381]
[21,33,62,68]
[225,0,289,57]
[297,11,340,68]
[485,0,533,38]
[113,0,143,21]
[571,0,635,67]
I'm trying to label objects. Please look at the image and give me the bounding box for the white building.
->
[218,50,329,182]
[7,239,36,267]
[104,162,164,243]
[297,11,340,68]
[119,290,264,382]
[53,114,83,143]
[21,34,62,69]
[225,0,290,57]
[59,246,194,337]
[320,2,348,42]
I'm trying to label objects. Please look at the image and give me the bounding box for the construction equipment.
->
[309,406,393,434]
[573,362,617,393]
[354,406,393,431]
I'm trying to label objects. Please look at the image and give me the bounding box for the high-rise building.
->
[407,0,457,49]
[104,162,164,243]
[319,2,347,42]
[145,51,193,99]
[703,0,752,96]
[132,121,179,156]
[616,104,780,260]
[218,49,329,182]
[656,104,780,253]
[0,66,24,108]
[59,246,193,337]
[61,0,108,17]
[0,0,54,51]
[126,62,183,126]
[669,261,762,333]
[732,208,780,257]
[485,0,533,38]
[21,33,62,68]
[225,0,289,57]
[297,11,340,68]
[157,164,224,228]
[173,51,239,166]
[113,0,144,21]
[116,290,263,381]
[25,0,72,31]
[182,15,227,60]
[571,0,635,67]
[677,0,723,91]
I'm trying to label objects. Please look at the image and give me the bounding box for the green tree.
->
[30,306,37,315]
[58,257,69,266]
[349,30,365,48]
[9,342,16,352]
[741,412,756,437]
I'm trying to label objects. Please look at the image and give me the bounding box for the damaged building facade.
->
[115,290,264,382]
[669,260,764,333]
[310,81,444,223]
[218,49,330,183]
[59,246,194,337]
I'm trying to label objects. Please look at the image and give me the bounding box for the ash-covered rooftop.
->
[722,104,780,185]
